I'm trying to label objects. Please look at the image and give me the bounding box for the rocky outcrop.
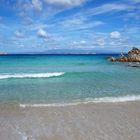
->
[127,47,140,62]
[109,47,140,62]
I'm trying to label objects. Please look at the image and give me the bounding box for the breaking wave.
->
[0,72,65,79]
[20,95,140,108]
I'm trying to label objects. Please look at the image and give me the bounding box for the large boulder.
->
[127,47,140,62]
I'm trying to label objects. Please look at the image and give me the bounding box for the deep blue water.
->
[0,54,140,104]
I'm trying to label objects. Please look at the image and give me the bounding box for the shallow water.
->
[0,54,140,104]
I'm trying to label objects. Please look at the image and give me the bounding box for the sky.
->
[0,0,140,53]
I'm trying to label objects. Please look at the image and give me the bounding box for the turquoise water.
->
[0,54,140,104]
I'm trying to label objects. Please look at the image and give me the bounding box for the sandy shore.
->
[0,101,140,140]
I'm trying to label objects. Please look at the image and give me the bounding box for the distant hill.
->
[5,48,131,55]
[13,48,122,55]
[39,49,96,54]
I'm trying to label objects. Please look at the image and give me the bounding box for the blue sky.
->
[0,0,140,53]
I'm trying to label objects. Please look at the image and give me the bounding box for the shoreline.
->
[0,101,140,140]
[0,94,140,108]
[19,95,140,108]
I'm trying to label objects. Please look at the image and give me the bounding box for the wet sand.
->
[0,101,140,140]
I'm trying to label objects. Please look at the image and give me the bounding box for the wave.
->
[20,95,140,108]
[0,72,65,79]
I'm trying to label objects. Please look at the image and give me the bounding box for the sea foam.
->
[20,95,140,108]
[0,72,65,79]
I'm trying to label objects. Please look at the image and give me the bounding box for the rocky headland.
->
[109,47,140,67]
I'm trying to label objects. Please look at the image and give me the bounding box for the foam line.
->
[20,95,140,108]
[0,72,65,79]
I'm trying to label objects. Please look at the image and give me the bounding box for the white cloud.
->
[19,44,25,48]
[124,12,140,20]
[86,3,131,17]
[96,38,105,46]
[32,0,42,11]
[57,15,104,30]
[79,21,104,30]
[68,21,104,31]
[80,40,86,44]
[46,0,86,7]
[15,30,24,38]
[73,41,78,44]
[110,31,121,39]
[37,28,48,38]
[128,0,140,4]
[62,17,86,27]
[71,40,87,48]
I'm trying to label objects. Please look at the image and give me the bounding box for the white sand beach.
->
[0,101,140,140]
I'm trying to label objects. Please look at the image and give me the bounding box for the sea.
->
[0,54,140,106]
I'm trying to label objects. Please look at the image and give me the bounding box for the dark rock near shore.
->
[109,47,140,62]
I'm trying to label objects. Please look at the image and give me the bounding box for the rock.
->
[127,47,140,62]
[109,57,117,62]
[109,47,140,62]
[117,56,129,62]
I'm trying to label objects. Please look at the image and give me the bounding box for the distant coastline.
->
[0,52,7,55]
[0,48,128,55]
[0,52,96,55]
